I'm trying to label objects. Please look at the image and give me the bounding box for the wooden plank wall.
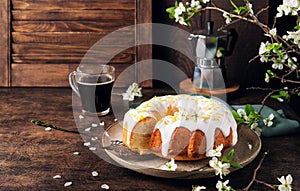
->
[10,0,137,87]
[0,0,10,86]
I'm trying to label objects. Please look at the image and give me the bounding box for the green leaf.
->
[231,110,243,124]
[229,161,243,169]
[248,112,260,120]
[166,7,175,19]
[229,0,239,10]
[245,104,255,115]
[267,69,274,76]
[221,156,230,163]
[227,149,235,159]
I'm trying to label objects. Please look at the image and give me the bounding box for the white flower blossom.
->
[263,113,275,127]
[285,29,300,48]
[177,2,186,13]
[260,55,268,63]
[191,0,201,9]
[160,158,177,171]
[265,28,277,37]
[216,180,234,191]
[178,16,188,26]
[259,41,269,55]
[270,28,277,36]
[277,174,293,191]
[207,144,224,157]
[272,63,284,70]
[287,56,298,69]
[259,42,270,63]
[174,2,186,19]
[272,63,278,69]
[277,97,285,102]
[202,0,210,3]
[265,73,270,83]
[223,12,232,24]
[237,109,246,117]
[209,157,231,179]
[277,0,300,17]
[250,122,262,136]
[269,113,275,120]
[192,185,206,191]
[122,82,142,101]
[247,2,254,14]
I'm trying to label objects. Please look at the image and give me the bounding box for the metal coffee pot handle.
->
[223,29,238,57]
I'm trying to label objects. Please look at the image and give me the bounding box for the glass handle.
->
[68,71,80,97]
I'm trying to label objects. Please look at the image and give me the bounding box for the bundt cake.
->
[122,94,238,161]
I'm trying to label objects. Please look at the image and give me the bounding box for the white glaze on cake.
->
[123,94,238,157]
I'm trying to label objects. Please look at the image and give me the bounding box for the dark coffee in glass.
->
[77,74,114,114]
[69,65,115,116]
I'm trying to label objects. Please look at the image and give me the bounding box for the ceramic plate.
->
[102,122,261,179]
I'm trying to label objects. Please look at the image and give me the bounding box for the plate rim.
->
[103,122,262,179]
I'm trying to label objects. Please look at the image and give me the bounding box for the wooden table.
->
[0,87,299,190]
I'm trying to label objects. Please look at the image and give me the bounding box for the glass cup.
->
[69,65,115,116]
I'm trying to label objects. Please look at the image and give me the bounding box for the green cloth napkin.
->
[232,105,300,137]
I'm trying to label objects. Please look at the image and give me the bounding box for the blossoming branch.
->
[167,0,300,103]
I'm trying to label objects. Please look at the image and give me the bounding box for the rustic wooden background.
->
[1,0,288,89]
[0,0,152,87]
